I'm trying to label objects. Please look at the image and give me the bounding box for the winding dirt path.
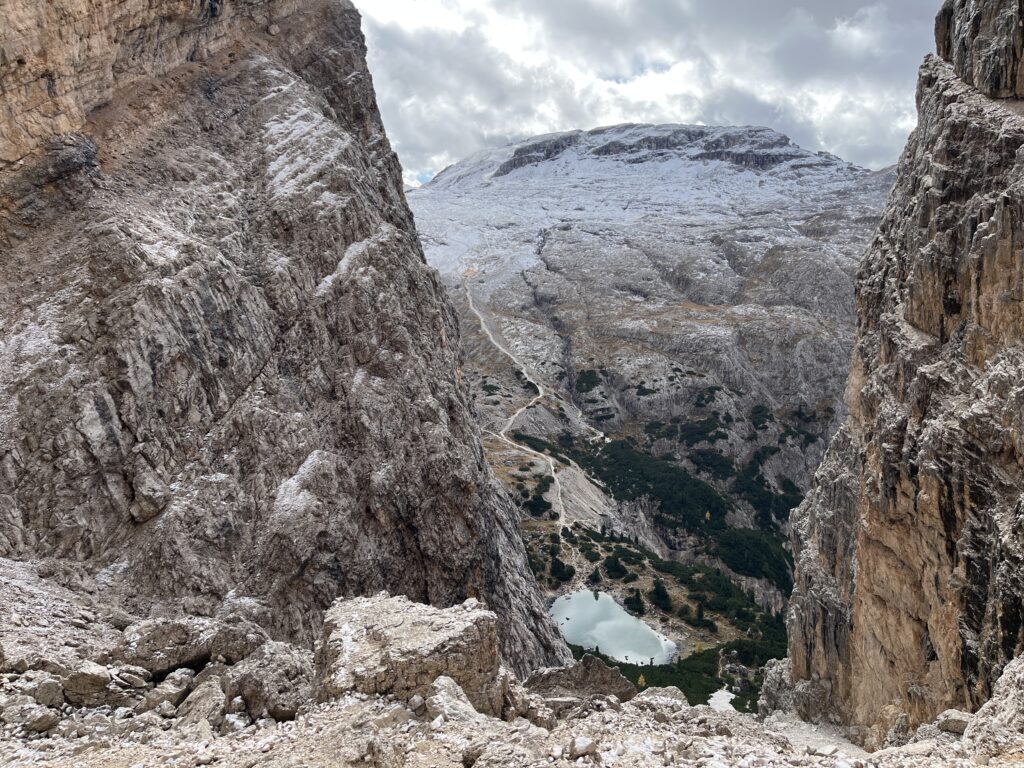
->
[462,280,568,524]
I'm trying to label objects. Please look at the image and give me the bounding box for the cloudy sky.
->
[359,0,937,186]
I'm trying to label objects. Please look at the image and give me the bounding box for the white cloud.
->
[358,0,937,184]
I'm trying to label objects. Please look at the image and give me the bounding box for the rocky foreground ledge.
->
[2,562,1022,767]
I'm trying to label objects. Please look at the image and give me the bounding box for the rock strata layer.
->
[790,0,1024,746]
[0,0,566,675]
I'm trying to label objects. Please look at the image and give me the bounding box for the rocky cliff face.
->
[789,0,1024,745]
[0,0,568,675]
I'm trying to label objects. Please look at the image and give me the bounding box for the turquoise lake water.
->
[550,590,677,665]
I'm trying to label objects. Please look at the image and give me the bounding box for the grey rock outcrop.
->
[225,641,313,721]
[0,559,122,677]
[790,0,1024,745]
[936,0,1024,98]
[524,653,636,704]
[177,679,227,729]
[315,593,509,718]
[0,0,566,675]
[120,617,267,676]
[0,590,1002,766]
[963,655,1024,756]
[758,658,795,718]
[138,668,195,713]
[425,675,485,723]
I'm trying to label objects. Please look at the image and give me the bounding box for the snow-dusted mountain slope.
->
[408,123,893,611]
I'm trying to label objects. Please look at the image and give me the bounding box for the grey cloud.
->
[361,0,938,182]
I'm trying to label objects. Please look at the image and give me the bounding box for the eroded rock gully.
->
[789,0,1024,748]
[0,0,567,676]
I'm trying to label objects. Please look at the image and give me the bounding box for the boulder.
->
[177,679,226,729]
[630,688,688,708]
[502,676,556,729]
[112,665,150,689]
[617,686,689,726]
[1,701,60,733]
[757,658,794,718]
[569,735,597,758]
[964,656,1024,756]
[62,660,110,705]
[315,593,507,717]
[524,654,636,704]
[425,676,482,723]
[935,709,972,735]
[137,668,194,713]
[226,641,313,721]
[13,670,64,708]
[121,616,267,675]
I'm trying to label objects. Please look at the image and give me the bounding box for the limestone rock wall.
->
[0,0,568,676]
[0,0,298,168]
[789,0,1024,745]
[935,0,1024,98]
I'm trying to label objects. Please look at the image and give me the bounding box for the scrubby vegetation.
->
[550,556,576,582]
[678,416,727,446]
[711,529,793,593]
[749,405,774,430]
[575,369,602,393]
[515,369,540,394]
[694,386,722,408]
[511,432,570,464]
[732,447,803,529]
[648,579,673,611]
[689,448,735,480]
[603,554,629,580]
[569,630,784,711]
[510,434,793,592]
[566,438,731,532]
[523,474,554,517]
[623,588,645,615]
[650,555,786,631]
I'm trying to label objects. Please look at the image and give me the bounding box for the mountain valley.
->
[408,124,893,665]
[1,0,1024,766]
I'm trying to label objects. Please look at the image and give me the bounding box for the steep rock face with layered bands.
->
[789,0,1024,745]
[0,0,568,676]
